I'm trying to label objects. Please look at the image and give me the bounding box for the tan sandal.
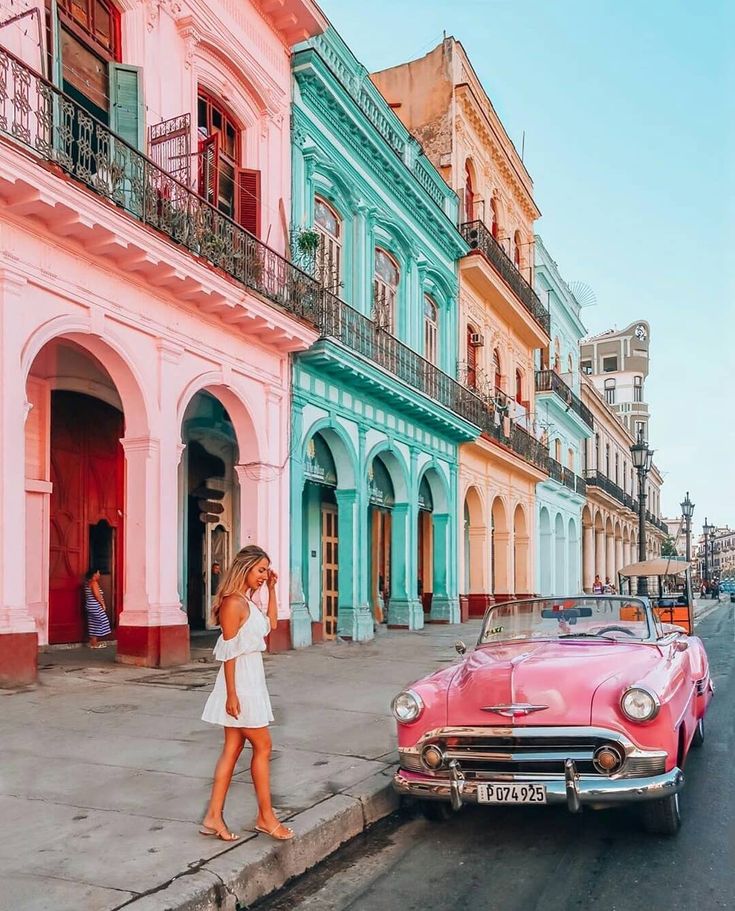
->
[199,824,239,842]
[254,822,294,841]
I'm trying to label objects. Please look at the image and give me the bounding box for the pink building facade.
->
[0,0,325,685]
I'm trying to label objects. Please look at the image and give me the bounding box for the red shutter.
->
[237,168,260,237]
[466,327,477,389]
[197,134,219,206]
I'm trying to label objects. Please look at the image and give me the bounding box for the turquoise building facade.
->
[288,28,477,647]
[533,236,593,595]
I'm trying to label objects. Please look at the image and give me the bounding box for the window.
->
[490,197,499,239]
[373,248,399,332]
[314,197,342,294]
[635,420,647,440]
[464,161,474,222]
[466,325,480,388]
[615,452,619,485]
[634,375,643,403]
[57,0,120,119]
[581,360,592,375]
[568,447,574,470]
[197,91,260,236]
[493,348,502,393]
[513,230,522,270]
[553,337,561,372]
[567,354,574,374]
[424,296,438,366]
[554,439,562,462]
[515,368,524,404]
[605,443,610,477]
[604,378,616,404]
[602,356,618,373]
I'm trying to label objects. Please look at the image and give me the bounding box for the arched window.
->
[424,296,439,366]
[567,353,574,374]
[513,230,522,270]
[464,160,475,222]
[554,439,562,462]
[314,197,342,294]
[373,248,399,332]
[553,337,561,372]
[57,0,121,120]
[515,368,524,404]
[466,324,478,389]
[493,348,502,392]
[490,197,500,240]
[568,447,574,470]
[197,91,260,236]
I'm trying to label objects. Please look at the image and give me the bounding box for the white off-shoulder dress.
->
[201,599,274,728]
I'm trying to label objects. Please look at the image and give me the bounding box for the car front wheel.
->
[420,800,455,822]
[641,792,681,836]
[692,716,705,748]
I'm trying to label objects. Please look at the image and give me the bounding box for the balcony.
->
[460,220,551,343]
[0,48,548,473]
[535,370,594,430]
[584,471,639,515]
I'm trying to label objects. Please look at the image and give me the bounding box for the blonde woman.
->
[200,545,293,842]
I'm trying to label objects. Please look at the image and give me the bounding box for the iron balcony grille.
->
[585,470,639,515]
[548,457,564,484]
[461,220,551,337]
[0,48,548,475]
[0,47,324,326]
[562,466,576,491]
[575,474,587,496]
[535,369,594,429]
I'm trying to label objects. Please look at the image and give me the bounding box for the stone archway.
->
[539,507,552,596]
[491,496,510,600]
[582,505,594,592]
[417,465,456,623]
[568,517,580,593]
[513,503,531,596]
[554,512,566,595]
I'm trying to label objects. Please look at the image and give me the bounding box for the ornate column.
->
[0,271,38,686]
[429,513,459,623]
[288,401,311,648]
[583,524,595,592]
[386,503,423,629]
[335,488,373,641]
[117,435,189,667]
[493,531,512,600]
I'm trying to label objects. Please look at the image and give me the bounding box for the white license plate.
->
[477,783,547,804]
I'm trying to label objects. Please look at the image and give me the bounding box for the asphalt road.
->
[254,601,735,911]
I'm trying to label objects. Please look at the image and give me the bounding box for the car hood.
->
[448,639,662,726]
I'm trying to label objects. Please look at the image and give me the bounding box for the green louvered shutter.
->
[109,64,145,150]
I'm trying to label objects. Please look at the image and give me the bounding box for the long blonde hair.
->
[212,545,270,625]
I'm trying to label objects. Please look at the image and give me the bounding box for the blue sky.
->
[319,0,735,536]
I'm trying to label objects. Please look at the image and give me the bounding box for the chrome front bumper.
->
[394,760,685,813]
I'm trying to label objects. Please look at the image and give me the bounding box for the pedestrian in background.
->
[200,545,293,842]
[83,569,111,648]
[592,574,603,594]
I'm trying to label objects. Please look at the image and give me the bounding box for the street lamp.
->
[680,492,694,565]
[703,518,715,589]
[630,432,654,595]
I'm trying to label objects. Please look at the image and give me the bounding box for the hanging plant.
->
[296,227,320,256]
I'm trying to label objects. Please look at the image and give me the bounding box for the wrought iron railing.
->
[461,220,551,336]
[575,474,587,496]
[0,47,549,475]
[548,457,564,484]
[0,45,323,326]
[535,369,594,429]
[563,466,576,491]
[585,471,639,514]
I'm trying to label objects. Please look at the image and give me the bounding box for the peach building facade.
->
[373,39,550,611]
[0,0,325,684]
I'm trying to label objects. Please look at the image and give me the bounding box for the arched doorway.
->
[463,486,488,615]
[514,504,530,596]
[539,507,552,596]
[417,466,456,623]
[368,454,395,622]
[582,505,594,592]
[417,473,434,614]
[181,392,238,630]
[26,341,126,645]
[302,432,339,639]
[554,512,566,594]
[491,497,510,600]
[568,518,580,593]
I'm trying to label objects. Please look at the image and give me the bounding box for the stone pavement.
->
[0,620,480,911]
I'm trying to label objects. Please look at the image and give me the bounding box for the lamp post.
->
[680,492,694,565]
[630,433,654,595]
[703,518,715,590]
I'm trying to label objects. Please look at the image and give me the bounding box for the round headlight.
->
[620,686,660,722]
[391,690,424,724]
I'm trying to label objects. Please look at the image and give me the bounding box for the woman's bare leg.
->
[202,727,245,832]
[246,727,291,836]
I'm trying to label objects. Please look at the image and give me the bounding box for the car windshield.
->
[478,597,652,645]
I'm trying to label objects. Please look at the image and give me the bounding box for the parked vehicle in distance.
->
[392,591,713,835]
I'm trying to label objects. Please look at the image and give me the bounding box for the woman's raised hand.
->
[267,569,278,591]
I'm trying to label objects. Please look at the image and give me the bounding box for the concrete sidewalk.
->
[0,621,479,911]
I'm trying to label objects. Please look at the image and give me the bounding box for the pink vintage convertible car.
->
[392,590,713,835]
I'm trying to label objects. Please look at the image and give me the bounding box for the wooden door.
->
[321,505,338,639]
[49,392,124,644]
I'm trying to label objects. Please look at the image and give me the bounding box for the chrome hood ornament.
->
[482,703,549,717]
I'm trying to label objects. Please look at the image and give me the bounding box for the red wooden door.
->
[49,392,124,644]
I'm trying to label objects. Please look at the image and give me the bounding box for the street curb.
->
[119,768,400,911]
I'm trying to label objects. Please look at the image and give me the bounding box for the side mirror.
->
[674,639,689,653]
[455,640,467,656]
